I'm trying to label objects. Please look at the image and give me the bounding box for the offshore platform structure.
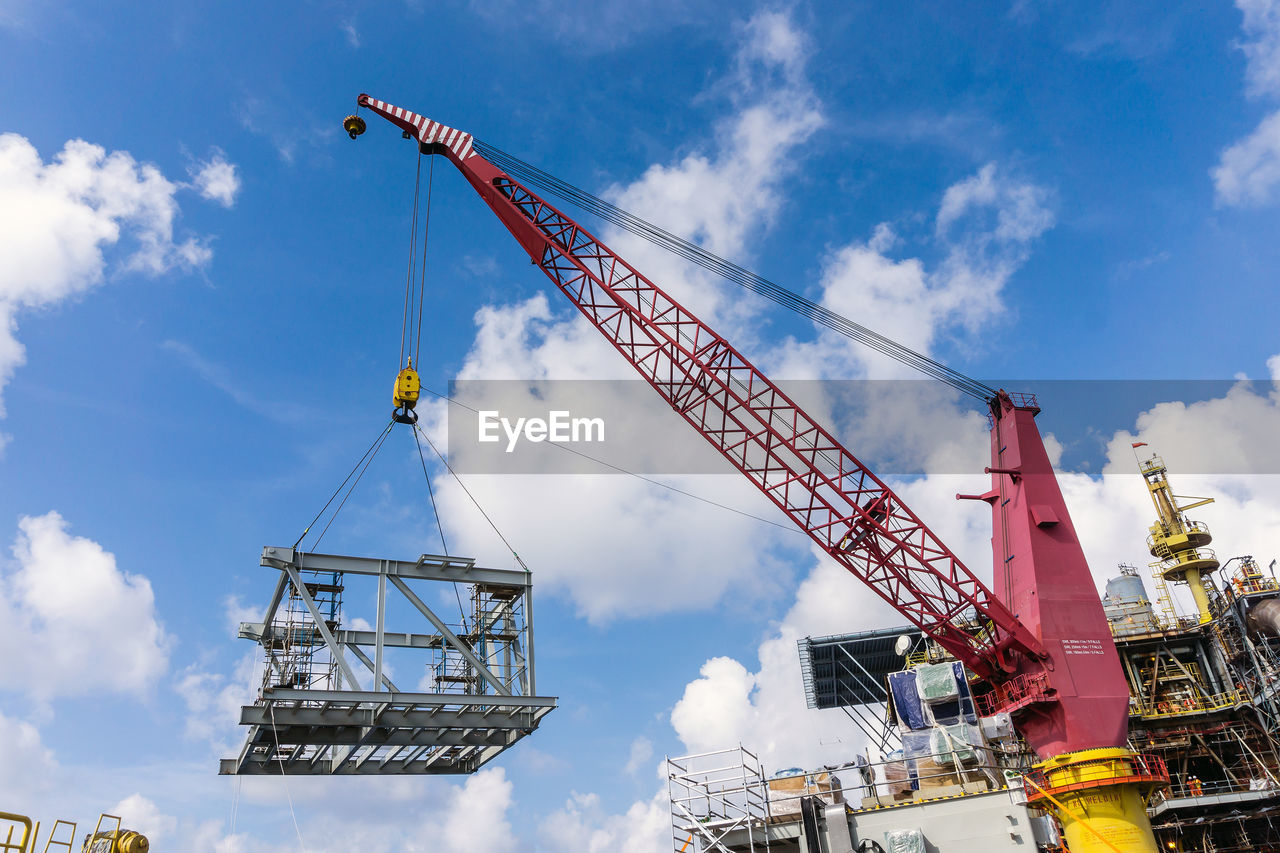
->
[1100,451,1280,851]
[348,95,1174,852]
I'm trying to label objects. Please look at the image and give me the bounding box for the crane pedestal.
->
[1025,748,1169,853]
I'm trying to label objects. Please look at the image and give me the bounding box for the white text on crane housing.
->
[477,410,606,453]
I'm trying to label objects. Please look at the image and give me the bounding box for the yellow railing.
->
[1138,690,1241,719]
[0,812,33,853]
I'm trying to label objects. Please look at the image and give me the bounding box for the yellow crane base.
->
[1027,747,1167,853]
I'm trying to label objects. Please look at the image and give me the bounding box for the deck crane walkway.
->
[349,95,1166,852]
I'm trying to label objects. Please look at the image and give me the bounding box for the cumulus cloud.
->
[1214,1,1280,205]
[671,556,900,770]
[624,735,655,776]
[111,794,178,842]
[189,148,241,207]
[540,789,670,853]
[1213,110,1280,206]
[0,133,215,414]
[412,768,516,853]
[175,654,256,749]
[0,512,170,699]
[769,162,1052,384]
[0,711,57,806]
[1237,0,1280,99]
[599,9,822,338]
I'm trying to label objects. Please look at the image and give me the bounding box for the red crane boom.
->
[355,95,1130,762]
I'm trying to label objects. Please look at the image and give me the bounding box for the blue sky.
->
[2,1,1280,850]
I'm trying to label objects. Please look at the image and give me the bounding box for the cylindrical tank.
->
[1104,573,1158,636]
[1246,598,1280,638]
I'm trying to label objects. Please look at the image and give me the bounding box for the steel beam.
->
[261,547,527,589]
[239,704,549,730]
[241,623,447,650]
[260,688,554,707]
[389,575,513,696]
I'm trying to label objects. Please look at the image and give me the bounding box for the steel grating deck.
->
[220,689,556,775]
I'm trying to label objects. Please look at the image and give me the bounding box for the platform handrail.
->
[0,812,33,853]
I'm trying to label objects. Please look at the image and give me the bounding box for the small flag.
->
[1132,442,1148,448]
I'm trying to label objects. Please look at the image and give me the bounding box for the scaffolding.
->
[667,747,770,853]
[261,569,344,693]
[425,583,529,695]
[221,546,555,775]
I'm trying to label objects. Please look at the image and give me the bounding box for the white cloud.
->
[341,19,361,48]
[111,794,178,842]
[0,711,57,806]
[176,654,256,749]
[540,790,670,853]
[223,594,261,638]
[190,148,241,207]
[936,162,1054,243]
[670,555,898,770]
[0,133,214,415]
[0,512,170,699]
[1213,109,1280,206]
[599,9,822,339]
[769,163,1052,383]
[412,768,516,853]
[1237,0,1280,99]
[1214,1,1280,205]
[625,735,654,776]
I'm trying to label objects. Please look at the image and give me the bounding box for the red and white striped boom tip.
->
[357,95,476,161]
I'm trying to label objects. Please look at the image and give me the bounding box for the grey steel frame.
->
[220,546,555,776]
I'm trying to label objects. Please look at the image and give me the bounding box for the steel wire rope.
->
[293,420,396,549]
[472,140,998,401]
[416,384,800,535]
[268,702,307,850]
[403,157,468,627]
[401,150,424,370]
[412,421,528,571]
[310,422,395,551]
[411,424,469,630]
[414,156,435,368]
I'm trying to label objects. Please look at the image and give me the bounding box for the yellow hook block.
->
[394,365,420,411]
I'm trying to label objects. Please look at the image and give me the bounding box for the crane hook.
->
[393,361,421,425]
[343,114,367,139]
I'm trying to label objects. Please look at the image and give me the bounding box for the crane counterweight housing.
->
[352,94,1161,851]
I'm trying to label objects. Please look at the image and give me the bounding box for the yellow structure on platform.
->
[1027,748,1166,853]
[1139,453,1219,624]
